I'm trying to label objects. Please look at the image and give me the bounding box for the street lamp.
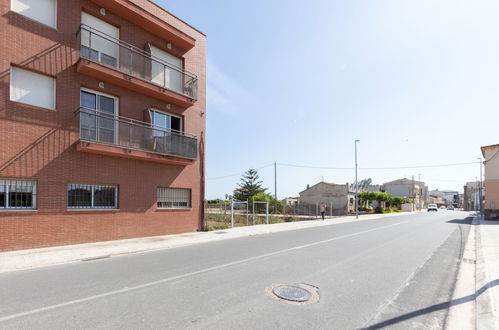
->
[355,139,360,219]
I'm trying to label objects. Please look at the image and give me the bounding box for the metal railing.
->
[77,24,197,100]
[77,107,198,160]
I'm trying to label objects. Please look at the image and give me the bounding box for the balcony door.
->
[81,12,119,68]
[149,109,182,155]
[150,46,183,93]
[80,89,118,144]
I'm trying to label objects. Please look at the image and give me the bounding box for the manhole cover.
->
[272,285,312,302]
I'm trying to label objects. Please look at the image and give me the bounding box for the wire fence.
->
[203,199,347,231]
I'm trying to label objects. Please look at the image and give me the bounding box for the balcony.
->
[89,0,196,52]
[76,108,197,165]
[76,25,197,108]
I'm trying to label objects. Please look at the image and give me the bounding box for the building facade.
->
[429,189,460,206]
[381,178,428,210]
[463,181,482,211]
[0,0,206,251]
[482,144,499,220]
[298,182,355,216]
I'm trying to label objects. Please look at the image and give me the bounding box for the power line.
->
[277,161,478,170]
[206,163,274,180]
[207,160,478,181]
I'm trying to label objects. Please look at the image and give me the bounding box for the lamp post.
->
[478,158,483,216]
[355,139,360,219]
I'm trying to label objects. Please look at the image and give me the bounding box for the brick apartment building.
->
[0,0,206,251]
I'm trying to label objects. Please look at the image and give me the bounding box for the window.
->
[149,110,183,154]
[150,110,182,133]
[81,12,119,68]
[80,89,118,144]
[68,184,118,209]
[0,179,37,210]
[10,67,55,110]
[157,188,190,209]
[11,0,57,28]
[150,45,183,92]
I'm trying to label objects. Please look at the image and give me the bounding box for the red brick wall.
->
[0,0,206,251]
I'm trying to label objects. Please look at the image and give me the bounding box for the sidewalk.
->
[475,216,499,330]
[0,212,408,274]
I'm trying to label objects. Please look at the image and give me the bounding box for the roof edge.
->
[148,0,206,37]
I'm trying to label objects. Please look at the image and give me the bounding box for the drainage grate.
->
[272,285,312,302]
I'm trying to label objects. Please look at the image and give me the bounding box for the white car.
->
[427,204,438,212]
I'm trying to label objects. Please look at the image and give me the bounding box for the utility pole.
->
[274,161,277,214]
[412,175,415,212]
[418,173,422,211]
[478,158,483,217]
[355,140,360,219]
[274,162,277,199]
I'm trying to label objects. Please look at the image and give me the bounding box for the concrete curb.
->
[0,211,412,274]
[444,217,476,330]
[475,217,499,330]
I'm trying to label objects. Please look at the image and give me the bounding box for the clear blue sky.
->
[158,0,499,199]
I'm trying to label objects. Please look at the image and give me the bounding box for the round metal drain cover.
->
[272,285,312,302]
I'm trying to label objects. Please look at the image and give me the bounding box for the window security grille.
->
[0,179,37,209]
[67,184,118,209]
[157,188,190,209]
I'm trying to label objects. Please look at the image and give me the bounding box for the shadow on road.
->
[446,218,473,225]
[360,278,499,330]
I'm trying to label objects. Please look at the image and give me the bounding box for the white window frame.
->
[10,66,56,110]
[67,183,118,209]
[11,0,57,29]
[157,187,191,209]
[0,179,37,210]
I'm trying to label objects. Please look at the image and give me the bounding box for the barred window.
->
[68,184,118,209]
[157,188,190,209]
[0,179,37,210]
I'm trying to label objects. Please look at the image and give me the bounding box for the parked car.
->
[428,204,438,212]
[447,205,454,210]
[440,206,446,209]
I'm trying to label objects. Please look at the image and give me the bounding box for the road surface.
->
[0,211,472,329]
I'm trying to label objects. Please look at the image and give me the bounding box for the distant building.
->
[481,144,499,220]
[283,197,299,206]
[429,196,446,207]
[463,181,482,211]
[430,190,460,206]
[298,182,355,215]
[381,178,428,210]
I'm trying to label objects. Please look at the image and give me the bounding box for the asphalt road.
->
[0,211,472,329]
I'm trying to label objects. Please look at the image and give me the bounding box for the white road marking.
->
[0,221,403,323]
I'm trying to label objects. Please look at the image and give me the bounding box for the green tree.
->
[358,178,373,190]
[233,169,267,202]
[253,193,284,214]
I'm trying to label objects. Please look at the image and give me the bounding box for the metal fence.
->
[78,24,198,99]
[283,202,348,218]
[78,107,198,159]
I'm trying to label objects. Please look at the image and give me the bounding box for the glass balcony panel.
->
[78,25,197,100]
[78,108,197,160]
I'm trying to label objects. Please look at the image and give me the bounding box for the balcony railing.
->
[77,24,197,100]
[77,107,198,160]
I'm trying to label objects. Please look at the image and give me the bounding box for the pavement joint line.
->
[0,221,404,323]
